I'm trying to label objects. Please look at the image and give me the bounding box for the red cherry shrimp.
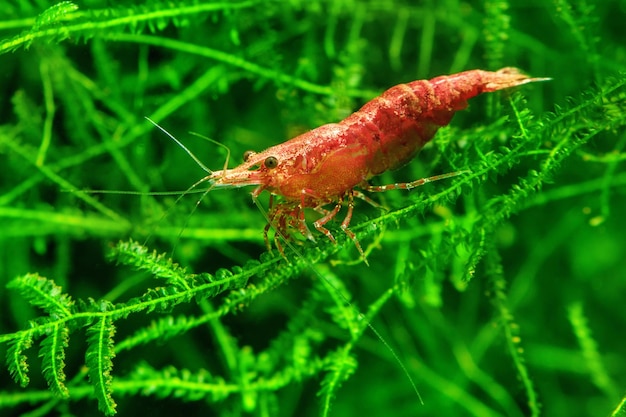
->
[197,67,548,258]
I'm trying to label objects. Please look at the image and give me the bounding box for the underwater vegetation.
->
[0,1,625,416]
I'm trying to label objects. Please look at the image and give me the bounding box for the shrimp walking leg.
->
[312,192,366,261]
[339,191,367,261]
[361,170,471,192]
[313,198,344,243]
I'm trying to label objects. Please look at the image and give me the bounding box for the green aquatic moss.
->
[1,1,625,416]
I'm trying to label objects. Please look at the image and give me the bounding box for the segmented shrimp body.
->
[206,67,546,256]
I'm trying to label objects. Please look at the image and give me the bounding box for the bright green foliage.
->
[6,333,33,388]
[7,273,74,319]
[86,316,117,415]
[318,346,358,415]
[567,303,619,400]
[32,2,79,32]
[1,1,625,417]
[39,323,70,398]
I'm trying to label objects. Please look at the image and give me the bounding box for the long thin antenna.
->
[65,189,210,196]
[188,131,232,174]
[145,117,213,174]
[141,117,219,252]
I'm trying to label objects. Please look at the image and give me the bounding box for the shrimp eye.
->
[264,156,278,169]
[243,150,256,162]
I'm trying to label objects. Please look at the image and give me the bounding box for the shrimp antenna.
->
[145,117,213,174]
[65,189,209,196]
[138,172,216,253]
[188,131,231,173]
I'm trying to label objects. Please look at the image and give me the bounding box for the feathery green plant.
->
[1,1,625,416]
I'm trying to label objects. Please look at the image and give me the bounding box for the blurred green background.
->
[1,1,625,416]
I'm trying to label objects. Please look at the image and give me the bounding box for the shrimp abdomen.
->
[343,68,547,176]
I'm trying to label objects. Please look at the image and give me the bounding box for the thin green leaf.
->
[6,333,33,387]
[0,1,261,54]
[7,273,74,319]
[318,346,358,417]
[86,316,117,415]
[33,1,79,31]
[39,324,70,398]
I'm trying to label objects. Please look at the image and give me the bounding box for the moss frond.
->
[0,1,260,54]
[1,1,624,416]
[6,333,33,388]
[39,323,70,398]
[86,317,117,415]
[7,273,74,319]
[486,247,539,417]
[124,363,234,402]
[568,303,619,400]
[318,346,358,417]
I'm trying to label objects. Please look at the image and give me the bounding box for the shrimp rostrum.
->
[204,67,547,258]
